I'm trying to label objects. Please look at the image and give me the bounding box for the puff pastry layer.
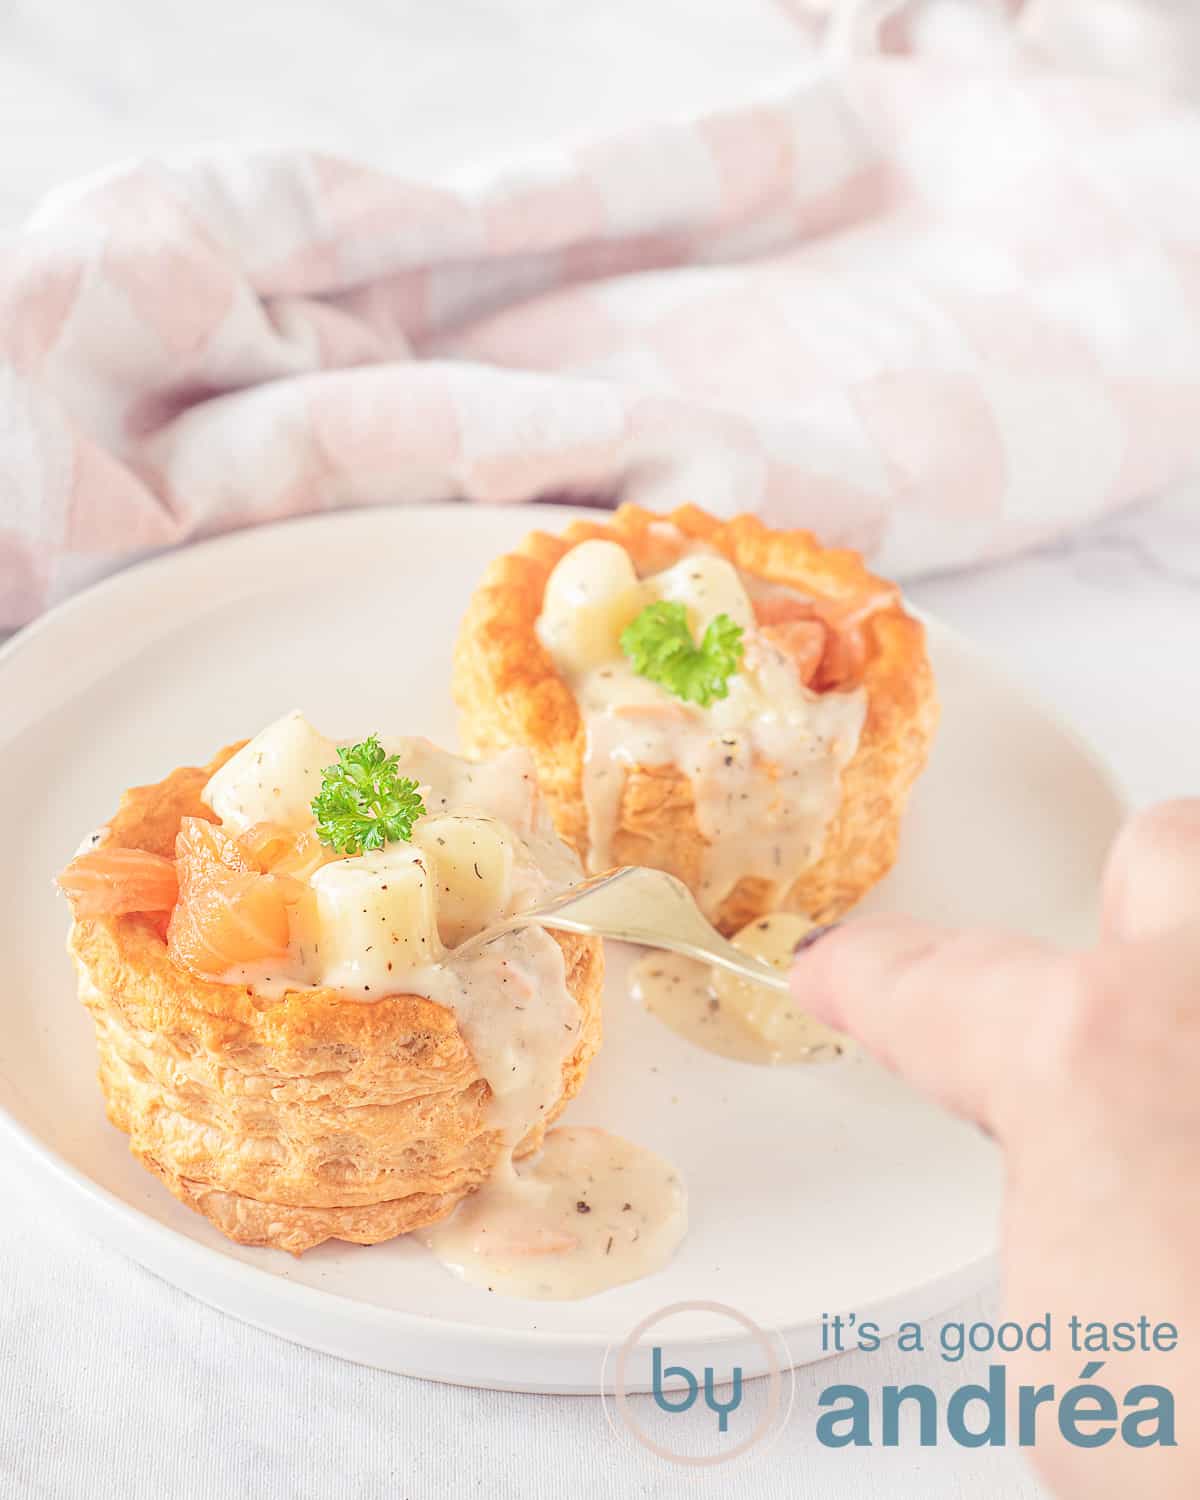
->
[69,750,604,1254]
[453,504,937,932]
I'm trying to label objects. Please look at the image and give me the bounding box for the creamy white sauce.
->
[631,911,849,1065]
[579,652,864,914]
[407,930,686,1300]
[387,738,584,905]
[537,538,867,918]
[418,1126,686,1299]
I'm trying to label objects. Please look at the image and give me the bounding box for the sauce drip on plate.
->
[631,911,848,1066]
[419,1126,686,1300]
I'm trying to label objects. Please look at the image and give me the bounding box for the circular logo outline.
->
[600,1299,794,1466]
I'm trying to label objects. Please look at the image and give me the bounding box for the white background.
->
[1,3,1198,1497]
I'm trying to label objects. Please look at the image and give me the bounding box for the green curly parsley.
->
[312,736,425,855]
[619,600,745,707]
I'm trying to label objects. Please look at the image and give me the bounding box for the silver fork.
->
[447,866,794,993]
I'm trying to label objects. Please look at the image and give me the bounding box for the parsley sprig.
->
[312,736,425,855]
[619,600,744,707]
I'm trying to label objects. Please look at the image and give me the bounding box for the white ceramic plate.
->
[0,505,1124,1394]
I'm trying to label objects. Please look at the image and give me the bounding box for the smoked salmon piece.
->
[813,626,868,693]
[752,584,898,691]
[750,595,814,629]
[238,821,338,880]
[167,817,296,977]
[476,1225,580,1257]
[57,847,179,918]
[758,619,827,687]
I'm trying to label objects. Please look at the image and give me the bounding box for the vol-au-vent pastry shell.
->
[68,748,603,1255]
[453,504,938,932]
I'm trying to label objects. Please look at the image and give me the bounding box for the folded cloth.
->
[2,41,1199,627]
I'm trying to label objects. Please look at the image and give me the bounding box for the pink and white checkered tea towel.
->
[2,48,1199,626]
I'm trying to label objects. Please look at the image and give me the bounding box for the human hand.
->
[791,800,1200,1498]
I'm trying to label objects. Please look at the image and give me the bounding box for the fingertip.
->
[792,921,838,954]
[784,921,839,1019]
[789,914,943,1032]
[794,914,1064,1131]
[788,924,842,1025]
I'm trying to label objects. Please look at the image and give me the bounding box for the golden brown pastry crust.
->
[453,503,938,932]
[69,750,604,1255]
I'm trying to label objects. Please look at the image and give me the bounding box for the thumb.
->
[791,915,1066,1133]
